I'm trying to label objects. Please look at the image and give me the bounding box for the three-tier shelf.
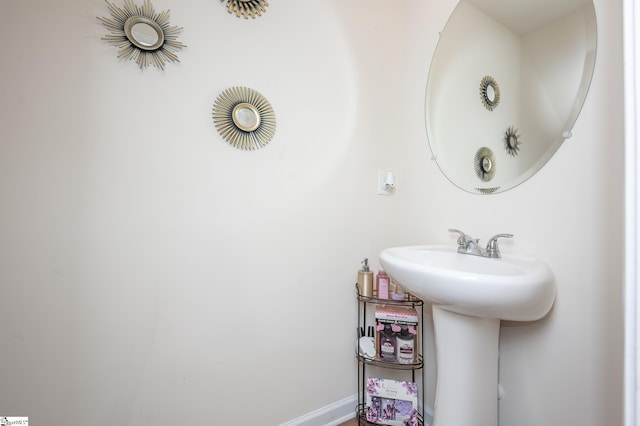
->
[355,283,425,425]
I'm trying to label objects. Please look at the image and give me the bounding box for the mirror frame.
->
[124,17,164,51]
[232,103,262,132]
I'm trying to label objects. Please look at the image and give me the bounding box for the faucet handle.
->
[448,229,477,249]
[448,228,466,242]
[485,233,514,258]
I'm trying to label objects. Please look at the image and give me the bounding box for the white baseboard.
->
[279,394,357,426]
[279,394,434,426]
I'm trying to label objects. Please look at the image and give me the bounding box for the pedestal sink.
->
[379,245,555,426]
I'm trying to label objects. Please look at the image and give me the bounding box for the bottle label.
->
[380,339,395,360]
[397,340,414,363]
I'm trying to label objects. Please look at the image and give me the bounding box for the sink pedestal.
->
[432,306,500,426]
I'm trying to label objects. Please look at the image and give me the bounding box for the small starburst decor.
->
[225,0,269,19]
[479,75,500,111]
[212,86,276,150]
[98,0,186,70]
[504,126,522,156]
[474,147,496,182]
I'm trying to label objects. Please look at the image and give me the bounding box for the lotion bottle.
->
[379,323,396,361]
[396,326,416,364]
[377,269,390,299]
[358,258,374,297]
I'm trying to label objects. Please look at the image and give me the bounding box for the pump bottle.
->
[358,258,374,297]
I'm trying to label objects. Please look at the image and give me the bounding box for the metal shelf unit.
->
[355,284,425,426]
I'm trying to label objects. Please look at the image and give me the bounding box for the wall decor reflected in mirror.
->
[425,0,597,194]
[98,0,186,70]
[212,86,276,150]
[224,0,269,19]
[480,75,500,111]
[504,126,522,156]
[474,147,496,182]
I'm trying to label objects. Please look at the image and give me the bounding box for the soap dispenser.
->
[358,258,374,297]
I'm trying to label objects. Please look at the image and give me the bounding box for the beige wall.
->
[0,0,623,425]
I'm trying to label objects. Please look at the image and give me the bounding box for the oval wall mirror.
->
[425,0,597,194]
[233,103,261,132]
[125,18,164,50]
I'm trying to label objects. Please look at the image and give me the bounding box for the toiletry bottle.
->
[377,269,390,299]
[379,323,396,361]
[358,258,374,297]
[396,326,416,364]
[390,281,407,301]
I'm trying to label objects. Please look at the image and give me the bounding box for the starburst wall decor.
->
[474,147,496,182]
[98,0,186,70]
[479,75,500,111]
[504,126,522,156]
[212,86,276,150]
[224,0,269,19]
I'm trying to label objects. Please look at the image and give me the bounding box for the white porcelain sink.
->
[379,245,556,321]
[379,244,556,426]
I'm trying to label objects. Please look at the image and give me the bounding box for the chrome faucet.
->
[448,229,513,258]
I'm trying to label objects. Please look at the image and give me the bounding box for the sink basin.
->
[380,245,556,322]
[380,244,556,426]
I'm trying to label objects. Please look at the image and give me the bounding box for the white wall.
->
[0,1,624,426]
[0,1,405,424]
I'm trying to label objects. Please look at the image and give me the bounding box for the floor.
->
[338,418,358,426]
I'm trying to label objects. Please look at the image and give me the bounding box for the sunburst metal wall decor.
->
[504,126,522,156]
[476,186,501,194]
[225,0,269,19]
[212,86,276,150]
[98,0,186,70]
[479,75,500,111]
[474,147,496,182]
